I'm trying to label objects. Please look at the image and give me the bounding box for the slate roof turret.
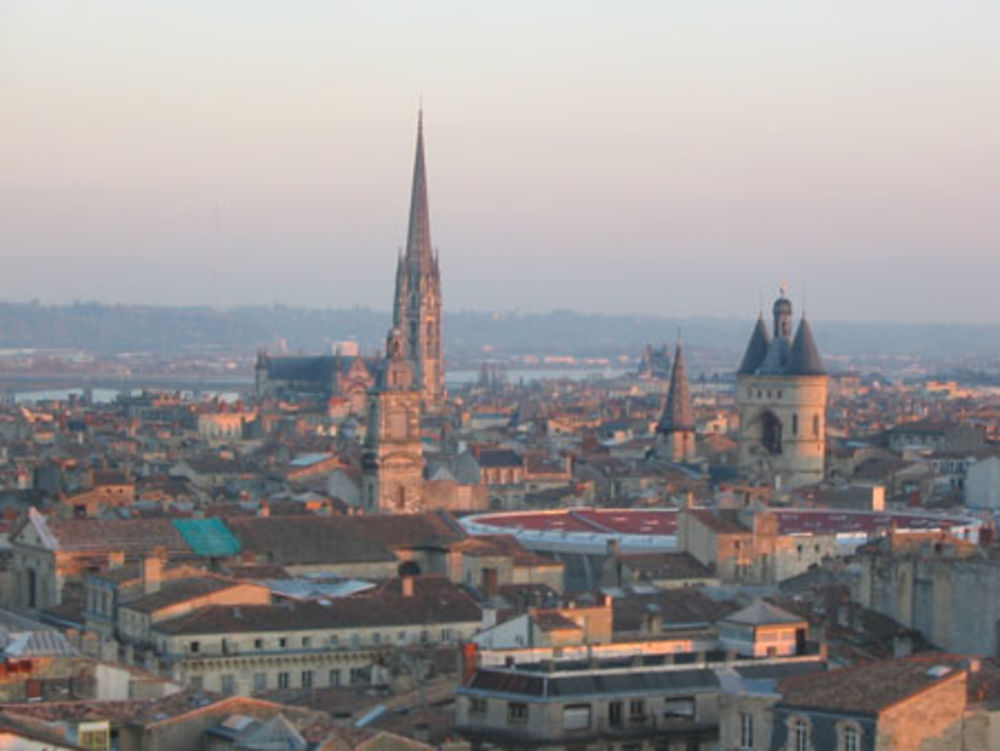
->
[786,318,825,376]
[737,315,771,375]
[657,340,694,433]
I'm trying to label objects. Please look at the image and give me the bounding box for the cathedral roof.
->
[657,341,694,433]
[737,314,770,375]
[786,318,825,375]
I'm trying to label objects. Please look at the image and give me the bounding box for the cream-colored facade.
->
[735,293,828,491]
[737,374,827,490]
[153,618,480,695]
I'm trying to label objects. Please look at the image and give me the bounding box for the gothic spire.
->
[405,109,433,265]
[658,340,694,433]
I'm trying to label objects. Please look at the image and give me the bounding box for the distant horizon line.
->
[1,298,998,328]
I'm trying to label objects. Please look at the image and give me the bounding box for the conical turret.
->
[738,314,771,375]
[787,317,825,375]
[658,340,694,433]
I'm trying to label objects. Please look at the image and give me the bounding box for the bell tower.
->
[361,328,425,514]
[736,287,827,490]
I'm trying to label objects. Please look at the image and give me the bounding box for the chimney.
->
[401,575,415,598]
[461,642,479,684]
[143,547,166,595]
[259,500,270,518]
[482,568,499,600]
[108,550,125,569]
[962,657,982,673]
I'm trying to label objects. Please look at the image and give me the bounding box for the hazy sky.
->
[3,1,999,322]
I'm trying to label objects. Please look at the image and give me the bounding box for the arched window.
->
[842,724,859,751]
[762,412,783,455]
[813,414,821,437]
[793,716,810,751]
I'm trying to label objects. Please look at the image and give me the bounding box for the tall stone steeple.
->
[393,110,445,411]
[655,340,696,463]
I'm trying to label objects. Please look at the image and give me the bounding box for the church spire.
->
[658,339,694,434]
[405,109,433,264]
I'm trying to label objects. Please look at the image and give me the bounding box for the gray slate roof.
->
[737,315,771,375]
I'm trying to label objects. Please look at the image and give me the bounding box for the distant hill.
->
[0,302,998,364]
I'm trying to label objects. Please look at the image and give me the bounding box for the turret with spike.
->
[655,339,696,463]
[735,285,828,491]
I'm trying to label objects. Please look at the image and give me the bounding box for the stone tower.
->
[736,289,827,490]
[393,110,445,412]
[361,328,425,514]
[655,340,696,462]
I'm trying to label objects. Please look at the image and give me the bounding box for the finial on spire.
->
[780,279,789,299]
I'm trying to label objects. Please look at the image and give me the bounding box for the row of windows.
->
[476,696,696,729]
[185,627,453,654]
[192,666,370,693]
[748,389,784,400]
[790,715,860,751]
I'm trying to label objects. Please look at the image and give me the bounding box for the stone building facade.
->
[736,290,827,490]
[855,533,1000,655]
[361,329,426,514]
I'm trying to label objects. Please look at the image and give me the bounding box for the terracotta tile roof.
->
[450,535,561,568]
[123,576,252,614]
[44,517,189,554]
[153,576,481,635]
[778,656,969,715]
[613,589,739,633]
[531,610,582,633]
[619,552,713,581]
[226,513,464,566]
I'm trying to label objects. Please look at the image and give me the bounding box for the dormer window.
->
[837,721,861,751]
[791,716,811,751]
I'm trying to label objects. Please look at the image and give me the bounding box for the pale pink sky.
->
[2,1,999,321]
